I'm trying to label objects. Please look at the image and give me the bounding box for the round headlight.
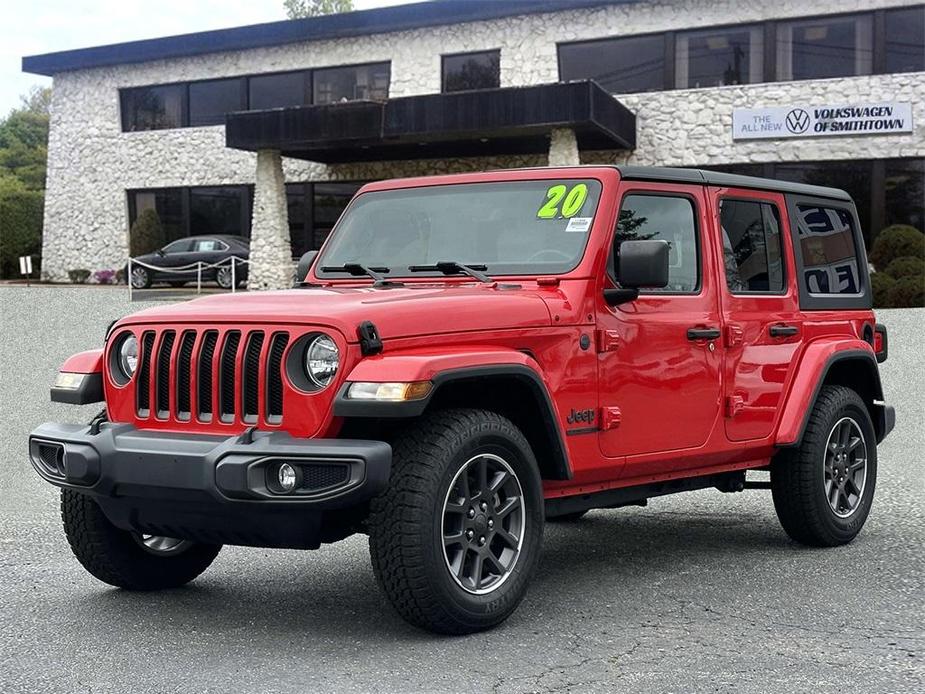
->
[118,335,139,378]
[305,334,339,388]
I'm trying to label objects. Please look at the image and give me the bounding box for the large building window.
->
[703,158,925,244]
[885,5,925,74]
[128,186,251,256]
[313,63,390,104]
[442,50,500,92]
[189,78,245,127]
[676,25,763,88]
[776,14,873,81]
[120,84,185,131]
[558,33,665,93]
[885,158,925,232]
[248,70,310,110]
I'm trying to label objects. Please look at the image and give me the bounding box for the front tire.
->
[771,385,877,547]
[368,409,544,634]
[61,489,221,590]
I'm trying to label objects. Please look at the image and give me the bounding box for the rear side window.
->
[794,204,861,295]
[615,194,699,293]
[720,199,785,293]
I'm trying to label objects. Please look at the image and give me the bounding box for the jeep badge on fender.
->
[28,166,894,634]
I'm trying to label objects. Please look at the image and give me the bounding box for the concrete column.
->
[547,128,580,167]
[248,149,292,291]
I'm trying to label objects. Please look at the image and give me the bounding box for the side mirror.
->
[603,240,670,306]
[156,248,166,256]
[293,250,319,287]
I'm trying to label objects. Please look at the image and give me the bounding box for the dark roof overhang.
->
[22,0,637,77]
[224,81,635,163]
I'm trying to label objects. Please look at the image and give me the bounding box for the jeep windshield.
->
[316,179,603,279]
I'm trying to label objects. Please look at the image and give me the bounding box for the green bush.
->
[129,208,166,257]
[869,225,925,270]
[0,189,43,279]
[888,276,925,308]
[883,255,924,281]
[67,268,90,284]
[870,272,896,308]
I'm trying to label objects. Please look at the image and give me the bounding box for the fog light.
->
[277,463,298,493]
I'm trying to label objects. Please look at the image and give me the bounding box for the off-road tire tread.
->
[368,408,541,634]
[771,385,875,547]
[61,489,221,590]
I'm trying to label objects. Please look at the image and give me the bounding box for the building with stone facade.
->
[22,0,925,288]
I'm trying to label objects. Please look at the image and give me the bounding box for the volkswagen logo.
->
[786,108,810,134]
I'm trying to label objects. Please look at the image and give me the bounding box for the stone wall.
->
[40,0,924,280]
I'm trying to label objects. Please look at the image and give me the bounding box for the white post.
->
[128,258,133,302]
[197,262,202,294]
[231,257,236,293]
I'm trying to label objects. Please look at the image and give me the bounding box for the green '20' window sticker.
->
[537,183,589,219]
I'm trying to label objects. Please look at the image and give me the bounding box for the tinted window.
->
[677,25,763,88]
[442,50,500,92]
[193,239,228,252]
[795,204,861,295]
[615,195,698,292]
[189,78,245,127]
[190,187,248,236]
[313,62,390,104]
[885,158,925,232]
[885,6,925,74]
[163,239,193,254]
[559,34,665,93]
[775,161,872,242]
[248,71,309,110]
[777,14,872,81]
[720,200,784,293]
[120,85,185,131]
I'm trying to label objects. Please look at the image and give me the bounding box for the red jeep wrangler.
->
[30,166,894,634]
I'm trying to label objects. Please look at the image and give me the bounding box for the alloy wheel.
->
[823,416,868,518]
[216,266,233,289]
[130,267,149,288]
[441,453,525,595]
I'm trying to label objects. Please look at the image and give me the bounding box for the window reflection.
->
[676,26,763,88]
[777,14,873,81]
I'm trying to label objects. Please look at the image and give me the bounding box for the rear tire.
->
[771,385,877,547]
[368,409,544,634]
[61,489,221,590]
[130,266,151,289]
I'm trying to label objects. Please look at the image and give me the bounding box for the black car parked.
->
[129,235,250,289]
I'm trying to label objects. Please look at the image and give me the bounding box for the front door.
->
[711,188,803,442]
[597,184,723,475]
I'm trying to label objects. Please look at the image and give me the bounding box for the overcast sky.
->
[2,0,412,116]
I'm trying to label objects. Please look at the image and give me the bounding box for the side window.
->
[719,199,785,293]
[794,204,861,295]
[194,239,227,252]
[162,239,193,254]
[615,194,699,293]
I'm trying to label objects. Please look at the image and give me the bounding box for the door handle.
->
[769,324,799,337]
[687,327,721,341]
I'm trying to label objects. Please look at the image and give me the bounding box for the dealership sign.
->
[733,102,913,140]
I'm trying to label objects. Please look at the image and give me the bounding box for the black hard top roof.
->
[616,165,852,202]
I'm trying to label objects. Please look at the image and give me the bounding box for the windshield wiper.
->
[408,261,491,283]
[320,263,401,288]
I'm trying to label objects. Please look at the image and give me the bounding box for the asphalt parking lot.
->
[1,285,922,693]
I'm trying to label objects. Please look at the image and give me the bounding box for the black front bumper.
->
[28,422,391,549]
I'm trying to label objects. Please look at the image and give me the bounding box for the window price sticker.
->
[565,217,592,233]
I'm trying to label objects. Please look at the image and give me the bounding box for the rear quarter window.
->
[786,195,871,310]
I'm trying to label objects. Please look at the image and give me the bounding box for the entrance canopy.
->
[225,81,635,163]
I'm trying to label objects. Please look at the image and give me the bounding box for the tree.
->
[284,0,354,19]
[0,85,51,191]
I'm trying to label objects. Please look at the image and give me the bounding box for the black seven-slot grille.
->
[135,328,290,424]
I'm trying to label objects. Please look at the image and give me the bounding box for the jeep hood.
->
[120,284,553,341]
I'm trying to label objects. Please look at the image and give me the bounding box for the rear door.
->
[597,183,724,473]
[710,187,802,441]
